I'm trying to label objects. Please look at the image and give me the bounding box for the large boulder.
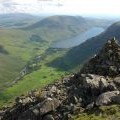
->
[114,76,120,87]
[81,74,117,96]
[38,98,60,115]
[95,91,120,106]
[18,98,60,120]
[81,74,108,88]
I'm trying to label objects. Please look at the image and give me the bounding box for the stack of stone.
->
[81,37,120,77]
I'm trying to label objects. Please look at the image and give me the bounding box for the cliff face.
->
[1,38,120,120]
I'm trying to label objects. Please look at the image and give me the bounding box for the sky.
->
[0,0,120,18]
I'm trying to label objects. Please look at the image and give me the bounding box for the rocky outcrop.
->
[1,38,120,120]
[81,37,120,77]
[80,74,117,96]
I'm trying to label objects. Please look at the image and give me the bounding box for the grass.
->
[73,105,120,120]
[0,65,65,106]
[0,28,51,84]
[0,56,68,106]
[0,29,69,106]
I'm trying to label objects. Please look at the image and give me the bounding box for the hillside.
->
[0,29,33,89]
[24,15,89,42]
[0,45,8,54]
[0,15,89,92]
[48,21,120,71]
[0,15,89,104]
[1,38,120,120]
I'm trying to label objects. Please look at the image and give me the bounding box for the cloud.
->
[0,0,120,18]
[0,0,64,14]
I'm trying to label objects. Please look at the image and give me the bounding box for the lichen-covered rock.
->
[80,74,117,96]
[18,98,60,120]
[95,91,120,106]
[38,98,60,115]
[114,76,120,87]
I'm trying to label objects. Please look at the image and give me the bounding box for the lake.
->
[51,27,105,48]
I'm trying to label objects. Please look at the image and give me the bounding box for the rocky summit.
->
[1,38,120,120]
[81,37,120,77]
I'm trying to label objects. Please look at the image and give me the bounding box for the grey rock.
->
[95,91,120,106]
[82,74,108,88]
[36,98,60,115]
[86,102,94,110]
[43,115,54,120]
[114,76,120,87]
[81,74,116,96]
[69,96,78,104]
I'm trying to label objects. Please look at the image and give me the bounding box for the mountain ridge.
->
[1,38,120,120]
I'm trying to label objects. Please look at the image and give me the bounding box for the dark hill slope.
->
[48,21,120,70]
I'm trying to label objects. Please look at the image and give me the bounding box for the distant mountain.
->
[25,15,86,29]
[85,17,115,29]
[0,13,41,28]
[24,15,89,42]
[48,21,120,70]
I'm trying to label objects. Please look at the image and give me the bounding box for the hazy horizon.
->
[0,0,120,19]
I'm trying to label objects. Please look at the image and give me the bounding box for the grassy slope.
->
[0,49,67,106]
[73,105,120,120]
[0,15,84,106]
[0,15,89,106]
[0,28,49,88]
[0,29,28,89]
[0,15,85,84]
